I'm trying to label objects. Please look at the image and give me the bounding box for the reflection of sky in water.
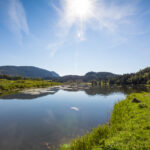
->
[0,89,126,150]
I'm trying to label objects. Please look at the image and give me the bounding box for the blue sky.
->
[0,0,150,76]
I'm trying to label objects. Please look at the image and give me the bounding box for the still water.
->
[0,86,145,150]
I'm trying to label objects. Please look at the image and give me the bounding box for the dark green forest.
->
[91,67,150,86]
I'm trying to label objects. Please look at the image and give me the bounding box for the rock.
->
[131,98,141,103]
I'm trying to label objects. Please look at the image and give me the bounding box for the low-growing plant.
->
[138,103,148,108]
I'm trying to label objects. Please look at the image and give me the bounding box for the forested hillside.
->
[92,67,150,86]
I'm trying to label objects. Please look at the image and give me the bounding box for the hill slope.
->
[57,72,118,82]
[83,71,117,82]
[108,67,150,85]
[0,66,59,78]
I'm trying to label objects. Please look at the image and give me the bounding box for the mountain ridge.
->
[0,66,59,79]
[1,66,149,84]
[57,71,118,82]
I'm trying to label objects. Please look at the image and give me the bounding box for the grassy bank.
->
[60,92,150,150]
[0,79,60,94]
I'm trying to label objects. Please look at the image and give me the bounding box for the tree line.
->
[91,67,150,86]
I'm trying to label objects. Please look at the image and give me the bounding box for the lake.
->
[0,86,149,150]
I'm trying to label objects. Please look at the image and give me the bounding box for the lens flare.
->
[65,0,95,21]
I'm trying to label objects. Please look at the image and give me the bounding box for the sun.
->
[66,0,95,21]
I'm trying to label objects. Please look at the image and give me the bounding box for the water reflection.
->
[84,85,150,96]
[0,85,149,100]
[0,86,149,150]
[0,89,59,99]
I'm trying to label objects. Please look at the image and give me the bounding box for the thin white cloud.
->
[8,0,29,41]
[46,40,65,57]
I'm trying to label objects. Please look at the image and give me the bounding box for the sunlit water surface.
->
[0,87,130,150]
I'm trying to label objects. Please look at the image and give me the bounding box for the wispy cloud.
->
[7,0,29,42]
[46,40,65,57]
[48,0,136,56]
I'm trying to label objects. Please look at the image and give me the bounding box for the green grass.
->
[60,92,150,150]
[0,79,60,94]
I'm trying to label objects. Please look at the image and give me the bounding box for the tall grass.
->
[60,92,150,150]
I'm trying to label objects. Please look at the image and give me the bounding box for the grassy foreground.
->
[60,92,150,150]
[0,79,60,94]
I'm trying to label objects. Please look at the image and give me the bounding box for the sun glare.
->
[66,0,95,21]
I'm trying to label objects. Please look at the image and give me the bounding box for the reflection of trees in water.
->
[84,86,150,96]
[0,85,149,99]
[61,85,150,96]
[0,89,59,100]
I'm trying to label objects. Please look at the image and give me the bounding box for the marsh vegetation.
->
[0,78,60,96]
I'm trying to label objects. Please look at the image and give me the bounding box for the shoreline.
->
[60,92,150,150]
[0,79,60,96]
